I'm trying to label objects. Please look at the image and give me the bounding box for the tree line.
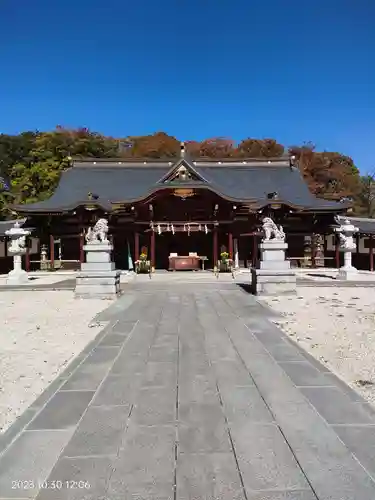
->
[0,127,373,219]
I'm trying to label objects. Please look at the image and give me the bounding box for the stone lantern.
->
[5,221,31,285]
[334,217,359,280]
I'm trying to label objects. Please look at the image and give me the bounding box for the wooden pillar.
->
[79,233,85,264]
[228,232,233,260]
[252,234,258,267]
[335,235,340,268]
[213,227,218,267]
[370,235,374,272]
[355,233,360,270]
[135,232,140,262]
[50,234,55,270]
[150,230,155,269]
[311,234,316,268]
[25,242,30,272]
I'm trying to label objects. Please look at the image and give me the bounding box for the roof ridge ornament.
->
[180,141,185,158]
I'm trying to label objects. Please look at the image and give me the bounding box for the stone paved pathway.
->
[1,283,375,499]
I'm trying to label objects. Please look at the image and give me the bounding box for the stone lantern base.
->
[6,267,28,285]
[337,250,358,281]
[337,268,358,280]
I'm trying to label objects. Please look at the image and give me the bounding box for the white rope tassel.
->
[157,224,161,235]
[205,224,208,234]
[171,224,175,235]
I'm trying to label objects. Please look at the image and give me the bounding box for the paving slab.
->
[62,405,131,458]
[27,391,95,430]
[176,452,245,500]
[91,374,140,406]
[230,422,310,492]
[35,456,114,500]
[3,282,375,499]
[61,346,120,391]
[301,386,375,425]
[109,425,175,500]
[178,402,232,454]
[278,361,335,387]
[0,430,73,499]
[132,387,177,425]
[220,385,275,423]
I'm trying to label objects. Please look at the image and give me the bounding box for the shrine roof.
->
[12,156,349,214]
[336,216,375,235]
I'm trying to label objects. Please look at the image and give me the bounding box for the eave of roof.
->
[335,215,375,235]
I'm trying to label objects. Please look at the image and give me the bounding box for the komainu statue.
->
[85,218,109,244]
[262,217,285,241]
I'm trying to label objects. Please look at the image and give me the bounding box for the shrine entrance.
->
[155,230,213,270]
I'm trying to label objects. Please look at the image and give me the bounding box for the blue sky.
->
[1,0,374,173]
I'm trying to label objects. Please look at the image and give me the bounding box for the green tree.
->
[7,127,119,207]
[355,173,375,217]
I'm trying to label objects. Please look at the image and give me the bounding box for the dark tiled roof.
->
[12,157,348,213]
[337,216,375,235]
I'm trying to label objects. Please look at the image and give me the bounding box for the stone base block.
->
[260,260,290,270]
[260,241,288,251]
[74,270,121,299]
[251,268,297,296]
[6,269,29,285]
[83,243,113,252]
[81,262,115,272]
[337,267,358,281]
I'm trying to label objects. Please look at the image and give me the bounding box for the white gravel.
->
[0,291,111,433]
[259,287,375,406]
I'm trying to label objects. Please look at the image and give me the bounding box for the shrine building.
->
[9,143,373,272]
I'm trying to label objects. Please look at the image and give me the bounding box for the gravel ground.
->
[260,287,375,406]
[0,291,111,433]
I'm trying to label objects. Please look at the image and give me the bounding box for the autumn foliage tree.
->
[289,143,360,200]
[0,127,367,218]
[236,138,284,158]
[356,173,375,217]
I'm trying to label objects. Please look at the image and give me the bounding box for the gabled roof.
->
[12,155,349,214]
[157,156,208,184]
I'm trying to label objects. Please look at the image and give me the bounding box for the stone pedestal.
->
[337,251,358,280]
[6,255,28,285]
[251,240,296,296]
[75,243,121,299]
